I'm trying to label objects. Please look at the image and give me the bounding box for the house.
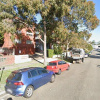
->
[2,27,35,55]
[35,31,43,52]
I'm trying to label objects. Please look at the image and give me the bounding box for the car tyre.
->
[24,85,34,98]
[58,69,61,75]
[50,75,55,83]
[82,58,84,62]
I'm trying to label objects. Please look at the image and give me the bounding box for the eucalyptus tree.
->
[0,0,16,44]
[0,0,99,64]
[62,0,99,53]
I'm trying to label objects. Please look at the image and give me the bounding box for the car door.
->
[37,68,51,85]
[58,61,63,71]
[28,69,42,89]
[62,61,68,70]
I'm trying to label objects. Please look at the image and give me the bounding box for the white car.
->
[85,53,89,58]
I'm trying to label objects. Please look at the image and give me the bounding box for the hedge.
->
[47,49,54,58]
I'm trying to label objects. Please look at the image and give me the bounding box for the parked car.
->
[46,60,70,75]
[70,48,85,63]
[85,53,89,58]
[5,67,55,98]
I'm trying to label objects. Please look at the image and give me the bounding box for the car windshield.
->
[72,49,80,54]
[7,72,22,81]
[48,62,57,66]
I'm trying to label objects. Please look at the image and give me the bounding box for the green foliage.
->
[84,43,93,53]
[0,0,99,54]
[54,45,63,55]
[47,49,54,58]
[0,0,16,34]
[0,33,4,45]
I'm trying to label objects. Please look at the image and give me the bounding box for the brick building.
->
[2,27,35,55]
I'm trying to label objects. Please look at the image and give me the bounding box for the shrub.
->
[47,49,54,58]
[54,45,63,55]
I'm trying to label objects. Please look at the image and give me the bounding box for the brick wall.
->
[0,55,15,67]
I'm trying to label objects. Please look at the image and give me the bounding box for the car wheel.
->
[50,75,55,83]
[24,85,34,98]
[82,58,84,62]
[58,69,61,75]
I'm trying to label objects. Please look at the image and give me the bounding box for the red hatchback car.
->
[46,60,70,75]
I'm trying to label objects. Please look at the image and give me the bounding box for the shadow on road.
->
[96,53,100,55]
[97,65,100,68]
[7,97,13,100]
[89,54,100,59]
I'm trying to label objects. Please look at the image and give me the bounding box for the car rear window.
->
[48,62,57,66]
[7,72,22,81]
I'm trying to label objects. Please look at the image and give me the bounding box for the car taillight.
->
[14,82,24,86]
[55,66,57,68]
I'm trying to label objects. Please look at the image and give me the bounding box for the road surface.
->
[1,50,100,100]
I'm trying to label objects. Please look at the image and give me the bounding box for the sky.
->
[88,0,100,42]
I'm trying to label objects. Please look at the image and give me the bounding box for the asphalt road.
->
[2,50,100,100]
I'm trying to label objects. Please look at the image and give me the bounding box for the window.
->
[26,32,33,36]
[29,70,38,78]
[15,39,21,44]
[8,73,22,81]
[13,73,22,81]
[26,40,32,44]
[62,61,66,64]
[48,62,57,66]
[58,61,62,65]
[28,72,31,78]
[38,69,48,75]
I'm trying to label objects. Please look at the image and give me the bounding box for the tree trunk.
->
[66,40,69,59]
[43,18,47,66]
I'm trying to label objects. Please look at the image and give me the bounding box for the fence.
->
[2,48,14,55]
[0,55,15,67]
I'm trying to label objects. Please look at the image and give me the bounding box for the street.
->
[2,50,100,100]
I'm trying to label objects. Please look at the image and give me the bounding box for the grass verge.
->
[0,62,45,91]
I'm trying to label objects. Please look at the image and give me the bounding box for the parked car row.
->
[5,60,70,98]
